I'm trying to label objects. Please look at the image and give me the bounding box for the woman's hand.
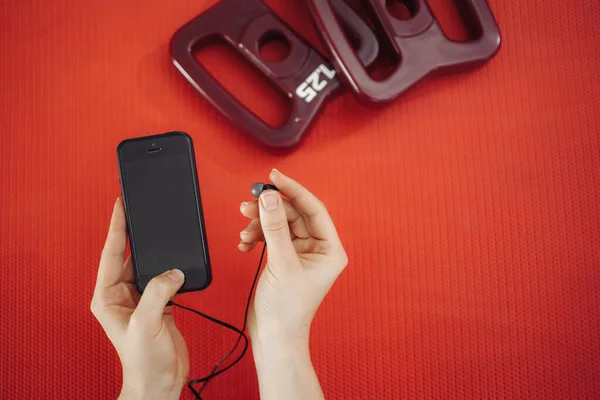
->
[91,199,189,400]
[239,169,348,400]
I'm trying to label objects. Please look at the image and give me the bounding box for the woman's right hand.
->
[238,169,348,400]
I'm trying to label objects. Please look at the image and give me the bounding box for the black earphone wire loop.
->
[169,243,266,399]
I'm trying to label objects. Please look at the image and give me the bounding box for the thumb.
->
[132,269,185,330]
[258,190,297,268]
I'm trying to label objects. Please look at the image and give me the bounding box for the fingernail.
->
[260,191,279,211]
[238,243,246,250]
[167,269,185,282]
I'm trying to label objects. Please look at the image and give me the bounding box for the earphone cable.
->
[169,242,266,399]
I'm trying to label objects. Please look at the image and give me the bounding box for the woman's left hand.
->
[91,199,189,400]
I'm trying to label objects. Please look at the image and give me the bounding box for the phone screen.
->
[118,132,211,293]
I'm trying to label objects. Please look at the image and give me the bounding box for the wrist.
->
[250,328,324,400]
[250,321,310,348]
[119,379,182,400]
[118,383,146,400]
[251,329,311,371]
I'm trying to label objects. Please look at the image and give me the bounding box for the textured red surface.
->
[1,1,600,399]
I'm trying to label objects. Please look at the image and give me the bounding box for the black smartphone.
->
[117,131,212,293]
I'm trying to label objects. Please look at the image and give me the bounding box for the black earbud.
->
[252,182,278,198]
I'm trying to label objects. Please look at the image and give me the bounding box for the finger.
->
[241,200,309,239]
[240,201,258,218]
[241,199,299,220]
[123,256,135,284]
[258,190,298,267]
[237,241,258,252]
[162,294,180,315]
[240,219,263,243]
[269,169,339,242]
[240,229,263,244]
[96,198,128,290]
[132,269,185,331]
[240,218,297,244]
